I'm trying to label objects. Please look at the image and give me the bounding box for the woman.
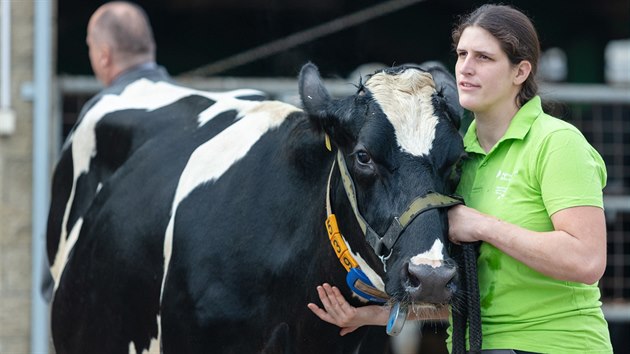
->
[307,4,613,353]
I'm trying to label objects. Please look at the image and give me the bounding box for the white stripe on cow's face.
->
[364,70,438,157]
[410,239,445,268]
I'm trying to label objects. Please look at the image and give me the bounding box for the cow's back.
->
[48,79,308,353]
[158,105,353,353]
[48,78,359,353]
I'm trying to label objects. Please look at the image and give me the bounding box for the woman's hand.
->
[448,204,489,244]
[307,283,389,336]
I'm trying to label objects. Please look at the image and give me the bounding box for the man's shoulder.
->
[109,64,172,92]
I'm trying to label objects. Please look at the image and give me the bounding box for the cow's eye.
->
[356,150,372,165]
[351,146,376,177]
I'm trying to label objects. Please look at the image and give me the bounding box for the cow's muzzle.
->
[403,261,457,304]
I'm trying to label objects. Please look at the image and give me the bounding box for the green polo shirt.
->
[449,96,612,353]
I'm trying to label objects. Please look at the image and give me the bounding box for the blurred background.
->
[1,0,628,352]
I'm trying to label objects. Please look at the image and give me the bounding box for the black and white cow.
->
[47,62,464,354]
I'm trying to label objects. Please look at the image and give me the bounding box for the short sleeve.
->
[536,129,607,215]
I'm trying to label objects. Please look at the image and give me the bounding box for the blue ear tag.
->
[346,268,387,303]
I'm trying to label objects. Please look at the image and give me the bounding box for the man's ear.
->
[514,60,532,85]
[100,45,112,68]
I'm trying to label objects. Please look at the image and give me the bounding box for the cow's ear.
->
[298,63,353,148]
[420,61,463,130]
[299,62,330,118]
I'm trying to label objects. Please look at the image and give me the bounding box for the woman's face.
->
[455,26,521,116]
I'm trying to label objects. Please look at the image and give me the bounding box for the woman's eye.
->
[356,150,372,164]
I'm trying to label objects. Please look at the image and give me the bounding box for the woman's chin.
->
[458,97,479,112]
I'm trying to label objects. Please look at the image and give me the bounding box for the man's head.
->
[86,1,156,86]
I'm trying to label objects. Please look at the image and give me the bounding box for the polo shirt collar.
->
[463,96,543,155]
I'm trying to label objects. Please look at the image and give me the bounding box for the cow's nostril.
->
[405,263,422,289]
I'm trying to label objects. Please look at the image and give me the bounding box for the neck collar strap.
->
[325,159,389,303]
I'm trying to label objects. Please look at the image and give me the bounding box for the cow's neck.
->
[324,153,390,303]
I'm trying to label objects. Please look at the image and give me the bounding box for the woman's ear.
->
[514,60,532,85]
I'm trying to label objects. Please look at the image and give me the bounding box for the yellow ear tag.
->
[324,134,332,151]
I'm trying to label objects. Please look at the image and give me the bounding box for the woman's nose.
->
[457,57,474,76]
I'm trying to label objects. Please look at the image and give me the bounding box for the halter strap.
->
[324,148,463,303]
[335,150,463,257]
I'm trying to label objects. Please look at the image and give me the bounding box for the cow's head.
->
[299,62,464,310]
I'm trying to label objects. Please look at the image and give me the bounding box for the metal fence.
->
[535,84,630,312]
[56,75,630,320]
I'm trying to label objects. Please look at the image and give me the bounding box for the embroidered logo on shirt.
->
[495,169,518,199]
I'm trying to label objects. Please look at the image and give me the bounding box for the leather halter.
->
[325,144,463,302]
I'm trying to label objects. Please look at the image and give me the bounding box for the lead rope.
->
[452,242,482,354]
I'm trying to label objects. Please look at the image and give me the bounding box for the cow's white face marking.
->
[410,239,445,268]
[365,70,438,157]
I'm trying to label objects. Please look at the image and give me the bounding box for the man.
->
[81,1,172,111]
[42,1,170,301]
[87,1,167,86]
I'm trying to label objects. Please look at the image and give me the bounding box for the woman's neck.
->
[473,103,519,153]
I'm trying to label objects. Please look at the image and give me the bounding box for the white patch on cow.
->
[50,78,264,293]
[141,315,161,354]
[160,101,300,304]
[196,89,267,126]
[365,69,438,157]
[410,239,444,268]
[50,217,83,291]
[345,236,386,300]
[128,315,161,354]
[51,79,199,291]
[51,79,264,350]
[391,320,422,354]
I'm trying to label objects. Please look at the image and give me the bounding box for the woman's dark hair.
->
[452,4,540,107]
